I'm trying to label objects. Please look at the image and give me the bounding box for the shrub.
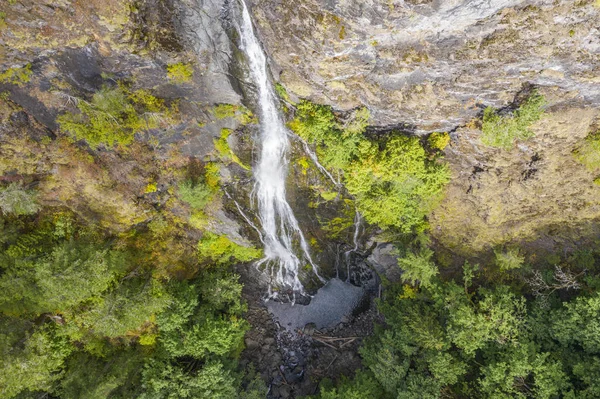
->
[494,248,525,271]
[57,86,167,149]
[167,62,194,84]
[288,101,339,153]
[240,366,269,399]
[141,359,239,399]
[481,92,546,149]
[0,242,128,316]
[290,100,449,232]
[0,64,32,86]
[0,183,40,216]
[0,325,72,398]
[178,180,212,210]
[67,278,171,339]
[574,131,600,171]
[213,104,237,119]
[213,104,254,124]
[197,233,262,266]
[274,83,291,103]
[145,182,158,193]
[214,129,250,170]
[428,132,450,150]
[397,247,439,287]
[345,135,450,232]
[204,163,221,190]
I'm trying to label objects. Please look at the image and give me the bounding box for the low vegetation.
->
[0,182,265,398]
[0,64,32,86]
[57,85,174,149]
[574,130,600,171]
[480,92,546,149]
[290,101,449,233]
[167,62,194,84]
[212,103,255,125]
[197,232,262,266]
[0,183,40,216]
[214,128,250,170]
[427,131,450,150]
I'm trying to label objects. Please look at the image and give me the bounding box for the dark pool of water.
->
[266,278,365,332]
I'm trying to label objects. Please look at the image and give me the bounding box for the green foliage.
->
[57,86,168,149]
[204,162,221,190]
[66,277,170,339]
[446,285,526,354]
[0,166,250,398]
[427,132,450,150]
[290,101,361,171]
[198,273,246,314]
[478,343,569,399]
[346,135,450,232]
[321,216,355,240]
[213,104,237,119]
[157,277,246,359]
[0,64,32,86]
[316,243,600,398]
[0,324,72,399]
[481,92,546,149]
[550,291,600,353]
[319,190,338,201]
[0,183,40,216]
[197,232,262,266]
[0,240,128,316]
[140,359,238,399]
[316,371,387,399]
[145,182,158,193]
[58,350,144,399]
[214,128,250,170]
[574,131,600,171]
[427,352,467,386]
[178,179,212,210]
[212,104,254,124]
[274,83,291,103]
[167,62,194,84]
[397,247,438,287]
[494,247,525,271]
[239,366,269,399]
[290,101,449,232]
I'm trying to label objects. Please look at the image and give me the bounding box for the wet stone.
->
[244,338,260,350]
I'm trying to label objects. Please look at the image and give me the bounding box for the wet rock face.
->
[177,0,242,105]
[367,242,402,282]
[249,0,600,131]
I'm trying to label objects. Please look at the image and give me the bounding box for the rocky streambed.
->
[241,280,382,398]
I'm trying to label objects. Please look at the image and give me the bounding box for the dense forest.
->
[1,0,600,398]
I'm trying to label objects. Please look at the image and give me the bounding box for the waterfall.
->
[236,0,324,298]
[344,212,362,282]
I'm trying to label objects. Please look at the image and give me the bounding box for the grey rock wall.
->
[249,0,600,131]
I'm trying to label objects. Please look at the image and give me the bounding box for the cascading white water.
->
[344,212,362,282]
[236,0,324,297]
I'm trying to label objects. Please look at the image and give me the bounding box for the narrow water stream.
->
[236,0,324,299]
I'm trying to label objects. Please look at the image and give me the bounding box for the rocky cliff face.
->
[251,0,599,131]
[3,0,600,268]
[245,0,600,260]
